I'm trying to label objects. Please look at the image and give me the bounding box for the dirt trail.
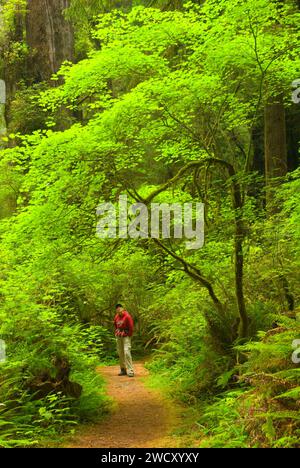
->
[67,362,181,448]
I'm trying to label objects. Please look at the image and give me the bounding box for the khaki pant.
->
[116,336,134,375]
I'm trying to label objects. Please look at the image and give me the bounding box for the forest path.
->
[66,362,182,448]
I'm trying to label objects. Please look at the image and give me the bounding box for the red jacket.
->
[114,310,134,337]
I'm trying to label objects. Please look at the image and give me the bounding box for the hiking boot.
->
[118,368,127,376]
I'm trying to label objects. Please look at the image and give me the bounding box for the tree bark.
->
[25,0,74,82]
[225,163,248,338]
[264,95,287,208]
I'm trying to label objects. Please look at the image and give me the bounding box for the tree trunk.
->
[25,0,74,82]
[264,95,287,208]
[227,164,248,339]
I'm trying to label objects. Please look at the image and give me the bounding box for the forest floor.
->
[65,362,186,448]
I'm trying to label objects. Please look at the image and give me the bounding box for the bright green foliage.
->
[202,317,300,448]
[0,0,300,448]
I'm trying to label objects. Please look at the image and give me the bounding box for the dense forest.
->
[0,0,300,449]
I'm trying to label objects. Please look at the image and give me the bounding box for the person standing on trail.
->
[114,304,134,377]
